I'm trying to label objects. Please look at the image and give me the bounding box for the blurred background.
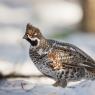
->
[0,0,95,79]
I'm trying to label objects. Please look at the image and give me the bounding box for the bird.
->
[23,23,95,88]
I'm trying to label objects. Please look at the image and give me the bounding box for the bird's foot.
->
[53,79,67,88]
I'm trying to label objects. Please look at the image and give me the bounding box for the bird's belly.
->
[38,66,85,82]
[30,54,59,80]
[34,62,58,79]
[60,67,85,81]
[30,56,85,81]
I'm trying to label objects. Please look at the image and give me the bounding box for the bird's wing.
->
[47,40,95,70]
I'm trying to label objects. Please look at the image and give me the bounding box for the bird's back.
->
[47,39,95,80]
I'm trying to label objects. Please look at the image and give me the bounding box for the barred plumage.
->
[23,23,95,87]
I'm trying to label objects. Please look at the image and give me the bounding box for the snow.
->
[0,79,95,95]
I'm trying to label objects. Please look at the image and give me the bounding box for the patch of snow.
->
[0,79,95,95]
[15,60,42,76]
[0,60,14,75]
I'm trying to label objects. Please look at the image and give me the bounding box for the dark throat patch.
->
[26,38,38,46]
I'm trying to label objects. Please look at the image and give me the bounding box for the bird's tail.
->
[85,67,95,80]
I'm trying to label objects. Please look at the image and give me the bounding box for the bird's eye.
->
[26,33,29,36]
[34,33,37,36]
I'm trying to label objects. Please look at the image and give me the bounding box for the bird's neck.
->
[30,38,50,53]
[39,38,50,50]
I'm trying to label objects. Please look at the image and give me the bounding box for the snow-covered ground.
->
[0,78,95,95]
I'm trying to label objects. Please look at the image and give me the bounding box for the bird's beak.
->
[23,34,28,39]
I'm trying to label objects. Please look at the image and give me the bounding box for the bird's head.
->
[23,23,44,48]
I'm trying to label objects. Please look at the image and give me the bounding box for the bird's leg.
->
[53,79,67,88]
